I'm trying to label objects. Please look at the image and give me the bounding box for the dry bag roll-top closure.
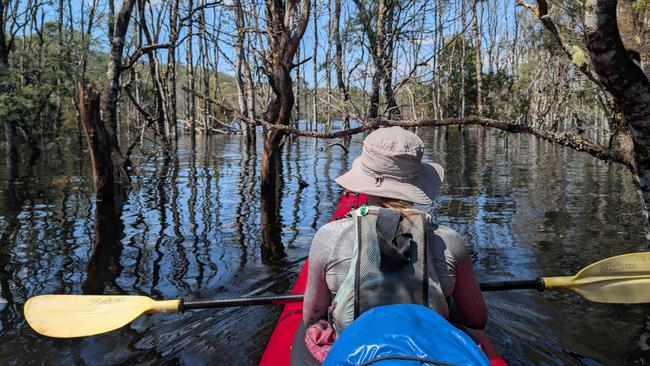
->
[330,205,429,334]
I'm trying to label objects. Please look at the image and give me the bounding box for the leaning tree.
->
[518,0,650,236]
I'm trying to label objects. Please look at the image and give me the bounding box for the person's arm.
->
[302,230,333,325]
[451,245,487,329]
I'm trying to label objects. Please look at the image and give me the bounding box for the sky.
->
[11,0,523,88]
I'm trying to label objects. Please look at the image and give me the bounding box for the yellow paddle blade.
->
[544,252,650,304]
[24,295,179,338]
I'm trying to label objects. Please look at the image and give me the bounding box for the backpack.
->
[330,205,429,334]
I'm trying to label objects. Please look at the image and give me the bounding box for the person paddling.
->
[294,127,487,364]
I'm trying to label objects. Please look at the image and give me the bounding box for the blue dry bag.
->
[323,304,491,366]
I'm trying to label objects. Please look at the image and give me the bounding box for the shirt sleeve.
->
[302,227,333,325]
[449,232,487,329]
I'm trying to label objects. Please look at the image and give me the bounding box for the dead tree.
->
[258,0,311,255]
[101,0,135,187]
[333,0,350,128]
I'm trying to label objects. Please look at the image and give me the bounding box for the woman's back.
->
[303,211,474,325]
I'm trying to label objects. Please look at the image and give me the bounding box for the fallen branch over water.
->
[184,88,631,169]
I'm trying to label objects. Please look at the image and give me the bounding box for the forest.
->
[2,0,650,364]
[3,0,649,241]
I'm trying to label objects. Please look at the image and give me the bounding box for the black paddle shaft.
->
[479,278,545,292]
[180,294,304,311]
[178,279,545,311]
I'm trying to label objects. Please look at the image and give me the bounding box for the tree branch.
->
[122,43,172,70]
[185,87,630,168]
[517,0,602,86]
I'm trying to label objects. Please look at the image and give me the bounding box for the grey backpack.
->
[330,205,429,334]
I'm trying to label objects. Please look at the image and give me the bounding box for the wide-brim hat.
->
[335,126,444,205]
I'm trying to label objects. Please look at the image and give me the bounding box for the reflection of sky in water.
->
[0,126,647,365]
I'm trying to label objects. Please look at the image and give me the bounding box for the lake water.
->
[0,126,648,365]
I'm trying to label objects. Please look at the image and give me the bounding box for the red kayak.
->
[259,193,507,366]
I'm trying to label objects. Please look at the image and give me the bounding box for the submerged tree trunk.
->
[79,82,127,293]
[81,85,113,194]
[258,0,310,259]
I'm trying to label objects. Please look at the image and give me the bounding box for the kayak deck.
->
[259,260,507,366]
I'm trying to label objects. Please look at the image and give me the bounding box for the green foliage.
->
[430,34,479,117]
[481,71,515,119]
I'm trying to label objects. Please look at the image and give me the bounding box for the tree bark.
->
[584,0,650,233]
[259,0,311,257]
[325,0,332,129]
[166,0,181,141]
[312,0,318,131]
[80,84,117,197]
[186,0,196,138]
[472,3,483,117]
[333,0,349,128]
[100,0,134,188]
[235,0,256,145]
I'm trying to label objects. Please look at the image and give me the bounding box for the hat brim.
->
[335,159,444,205]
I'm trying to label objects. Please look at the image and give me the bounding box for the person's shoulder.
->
[430,223,462,241]
[319,216,354,233]
[313,217,354,243]
[428,223,469,257]
[310,217,355,259]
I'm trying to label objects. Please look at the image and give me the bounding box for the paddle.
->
[24,252,650,338]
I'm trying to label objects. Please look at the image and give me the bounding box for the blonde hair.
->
[366,195,414,212]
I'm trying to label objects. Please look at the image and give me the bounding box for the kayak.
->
[259,259,508,366]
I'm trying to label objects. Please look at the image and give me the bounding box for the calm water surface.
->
[0,126,648,365]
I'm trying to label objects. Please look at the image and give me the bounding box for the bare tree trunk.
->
[166,0,180,142]
[259,0,311,257]
[55,0,64,133]
[325,0,332,129]
[80,84,125,293]
[382,0,400,118]
[472,2,483,116]
[432,3,441,120]
[312,0,318,131]
[295,42,301,124]
[459,0,466,118]
[101,0,135,188]
[80,84,117,197]
[198,1,211,131]
[186,0,196,138]
[235,0,255,145]
[333,0,349,128]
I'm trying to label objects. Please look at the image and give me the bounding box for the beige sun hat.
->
[335,126,444,205]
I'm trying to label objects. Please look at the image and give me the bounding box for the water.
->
[0,126,648,365]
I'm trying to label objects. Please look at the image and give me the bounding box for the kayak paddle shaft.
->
[181,294,305,311]
[479,278,545,292]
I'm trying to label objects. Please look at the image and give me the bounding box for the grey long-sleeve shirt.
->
[302,217,487,329]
